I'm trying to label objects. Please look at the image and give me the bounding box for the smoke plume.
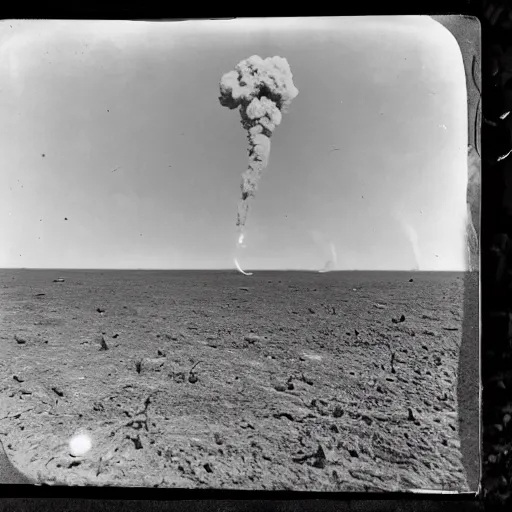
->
[219,55,299,245]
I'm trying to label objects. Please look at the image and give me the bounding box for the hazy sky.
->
[0,17,468,271]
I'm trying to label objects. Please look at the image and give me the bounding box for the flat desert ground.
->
[0,269,477,491]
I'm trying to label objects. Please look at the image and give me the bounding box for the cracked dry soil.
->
[0,269,470,491]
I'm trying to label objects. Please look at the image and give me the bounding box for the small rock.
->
[287,382,294,390]
[312,444,328,468]
[53,278,65,283]
[274,383,286,392]
[409,278,414,282]
[96,307,105,314]
[302,374,314,386]
[354,329,359,336]
[214,433,223,445]
[239,287,249,291]
[392,318,398,324]
[204,463,213,473]
[165,333,178,341]
[99,335,109,351]
[424,330,436,336]
[244,334,261,344]
[362,415,373,426]
[13,375,24,383]
[157,349,166,357]
[407,408,415,421]
[112,333,119,339]
[348,448,359,458]
[188,373,198,384]
[308,308,315,314]
[333,406,344,418]
[330,424,339,433]
[399,314,405,322]
[14,334,27,344]
[503,414,511,427]
[52,387,64,397]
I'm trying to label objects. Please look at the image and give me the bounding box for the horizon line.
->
[1,267,468,272]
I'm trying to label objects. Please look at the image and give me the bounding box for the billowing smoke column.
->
[219,55,299,246]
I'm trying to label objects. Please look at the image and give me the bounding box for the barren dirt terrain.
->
[0,269,471,491]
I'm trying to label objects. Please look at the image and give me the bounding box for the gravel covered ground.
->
[0,269,474,491]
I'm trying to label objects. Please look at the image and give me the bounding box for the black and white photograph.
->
[0,16,480,492]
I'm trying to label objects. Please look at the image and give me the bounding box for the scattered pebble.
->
[244,334,261,344]
[330,424,339,433]
[188,373,198,384]
[13,375,24,383]
[214,433,223,445]
[399,314,405,322]
[407,408,416,421]
[308,308,315,314]
[348,448,359,458]
[52,386,64,397]
[239,287,249,292]
[409,278,414,282]
[99,335,109,351]
[96,307,105,314]
[204,462,213,473]
[333,406,344,418]
[14,334,27,344]
[53,278,65,283]
[302,374,314,386]
[274,383,286,392]
[392,318,398,324]
[312,445,327,468]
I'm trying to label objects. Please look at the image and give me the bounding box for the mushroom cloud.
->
[219,55,299,247]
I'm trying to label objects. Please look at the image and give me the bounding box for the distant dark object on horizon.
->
[53,278,65,283]
[409,278,414,282]
[64,217,68,221]
[41,154,45,157]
